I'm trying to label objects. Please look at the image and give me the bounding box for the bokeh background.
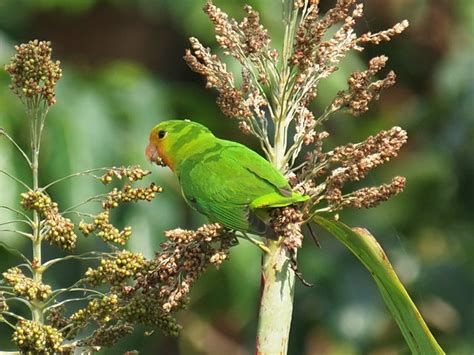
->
[0,0,472,354]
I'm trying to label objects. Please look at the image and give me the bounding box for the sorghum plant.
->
[0,41,236,353]
[184,0,443,354]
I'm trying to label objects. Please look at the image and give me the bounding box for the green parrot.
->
[146,120,308,235]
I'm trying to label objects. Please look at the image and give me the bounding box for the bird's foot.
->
[239,233,271,254]
[289,250,314,287]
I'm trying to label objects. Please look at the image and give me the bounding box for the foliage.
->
[314,215,443,354]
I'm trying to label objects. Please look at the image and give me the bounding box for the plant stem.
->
[256,240,295,354]
[30,97,44,324]
[256,4,297,344]
[257,120,296,353]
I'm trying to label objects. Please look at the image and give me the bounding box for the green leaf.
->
[312,215,445,355]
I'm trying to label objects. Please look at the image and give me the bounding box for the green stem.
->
[255,4,299,354]
[256,240,295,354]
[30,97,44,324]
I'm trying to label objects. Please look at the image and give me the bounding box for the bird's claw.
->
[239,233,271,254]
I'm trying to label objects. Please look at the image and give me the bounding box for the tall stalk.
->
[256,242,295,354]
[255,5,299,352]
[29,98,47,324]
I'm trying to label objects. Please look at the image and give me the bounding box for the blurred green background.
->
[0,0,472,354]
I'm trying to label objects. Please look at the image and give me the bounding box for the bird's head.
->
[146,119,213,171]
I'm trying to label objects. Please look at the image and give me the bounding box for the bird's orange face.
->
[145,126,173,169]
[146,120,213,172]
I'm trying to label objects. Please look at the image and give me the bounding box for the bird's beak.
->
[146,142,165,166]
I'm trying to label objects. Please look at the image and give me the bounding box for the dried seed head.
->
[204,1,273,60]
[238,121,252,135]
[3,267,52,301]
[79,323,134,348]
[21,190,77,250]
[102,183,162,210]
[344,176,406,209]
[12,320,64,354]
[5,40,62,106]
[270,207,304,251]
[47,305,69,333]
[331,56,397,116]
[99,166,151,185]
[185,3,273,129]
[132,224,235,314]
[80,211,132,245]
[357,20,409,45]
[85,250,147,287]
[325,126,407,189]
[240,5,271,56]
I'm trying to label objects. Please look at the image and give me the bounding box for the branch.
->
[0,206,33,224]
[42,251,110,271]
[41,168,112,191]
[0,314,17,330]
[62,194,107,213]
[0,220,32,228]
[0,229,33,240]
[0,128,32,167]
[5,296,33,310]
[44,294,100,312]
[2,311,26,321]
[45,285,105,307]
[0,169,31,190]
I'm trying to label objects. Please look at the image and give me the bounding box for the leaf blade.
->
[313,215,444,355]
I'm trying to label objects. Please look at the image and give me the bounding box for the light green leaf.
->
[313,215,444,355]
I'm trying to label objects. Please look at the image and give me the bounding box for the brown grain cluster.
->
[61,224,236,345]
[2,267,52,301]
[270,207,304,250]
[101,183,162,210]
[133,224,235,313]
[295,126,408,212]
[331,56,397,116]
[99,166,151,185]
[184,2,276,141]
[5,40,62,106]
[21,190,78,250]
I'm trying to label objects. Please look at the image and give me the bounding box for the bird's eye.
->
[158,130,167,139]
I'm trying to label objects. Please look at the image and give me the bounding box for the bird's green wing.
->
[219,141,309,209]
[178,141,306,233]
[222,141,292,196]
[179,155,260,232]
